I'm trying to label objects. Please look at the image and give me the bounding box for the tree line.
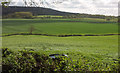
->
[2,6,117,21]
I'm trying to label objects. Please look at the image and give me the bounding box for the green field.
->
[2,35,118,71]
[2,18,119,71]
[2,19,118,35]
[2,35,118,60]
[35,15,63,18]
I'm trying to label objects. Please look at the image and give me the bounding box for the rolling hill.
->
[2,6,117,20]
[2,6,79,16]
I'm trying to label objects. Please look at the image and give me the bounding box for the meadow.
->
[2,18,118,35]
[2,18,119,71]
[2,35,118,61]
[2,35,119,71]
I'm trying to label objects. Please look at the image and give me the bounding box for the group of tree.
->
[1,5,117,21]
[64,14,117,21]
[3,12,33,19]
[3,11,117,21]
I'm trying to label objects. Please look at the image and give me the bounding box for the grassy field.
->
[2,35,118,71]
[2,18,119,71]
[2,35,118,62]
[35,15,63,18]
[2,19,118,35]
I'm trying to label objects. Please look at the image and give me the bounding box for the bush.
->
[2,48,68,73]
[2,48,13,57]
[3,12,33,19]
[2,48,119,72]
[14,12,33,19]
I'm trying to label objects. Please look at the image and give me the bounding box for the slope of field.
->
[2,19,118,35]
[2,35,118,62]
[2,18,119,71]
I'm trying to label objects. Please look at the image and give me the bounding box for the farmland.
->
[2,18,118,35]
[2,35,119,71]
[2,35,118,60]
[2,18,119,71]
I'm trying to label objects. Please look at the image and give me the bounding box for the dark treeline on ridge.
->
[2,6,117,19]
[2,6,77,16]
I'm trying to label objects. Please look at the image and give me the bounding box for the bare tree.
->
[1,0,70,7]
[29,25,34,34]
[0,0,11,7]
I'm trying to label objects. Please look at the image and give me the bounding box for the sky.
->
[9,0,119,16]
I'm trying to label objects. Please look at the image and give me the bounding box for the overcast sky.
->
[10,0,119,16]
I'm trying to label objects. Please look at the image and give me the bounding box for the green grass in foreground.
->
[2,35,118,62]
[2,35,119,71]
[2,19,118,35]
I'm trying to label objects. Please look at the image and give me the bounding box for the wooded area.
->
[2,6,117,20]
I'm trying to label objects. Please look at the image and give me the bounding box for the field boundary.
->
[62,20,117,24]
[1,33,120,37]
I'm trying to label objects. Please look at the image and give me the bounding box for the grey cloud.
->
[96,4,117,8]
[110,1,118,4]
[59,0,88,9]
[9,0,118,16]
[16,2,24,6]
[118,1,120,15]
[92,0,118,8]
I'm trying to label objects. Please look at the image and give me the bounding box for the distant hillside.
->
[2,6,79,16]
[2,6,117,20]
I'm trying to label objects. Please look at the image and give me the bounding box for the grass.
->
[2,19,118,35]
[2,35,118,62]
[35,15,63,17]
[2,18,119,71]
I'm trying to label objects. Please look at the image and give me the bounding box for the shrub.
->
[2,48,119,72]
[2,48,68,73]
[14,12,33,19]
[3,12,33,19]
[2,48,13,57]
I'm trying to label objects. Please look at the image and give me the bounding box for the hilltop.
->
[2,6,117,20]
[2,6,78,16]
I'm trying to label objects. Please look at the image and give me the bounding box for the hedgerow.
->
[2,48,119,73]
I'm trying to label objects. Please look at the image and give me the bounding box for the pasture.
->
[2,35,118,62]
[2,19,118,35]
[2,18,119,71]
[2,35,119,71]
